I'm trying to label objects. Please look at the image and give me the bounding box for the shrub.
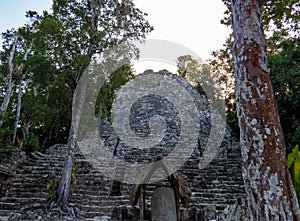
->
[0,128,13,162]
[46,180,59,202]
[22,132,40,153]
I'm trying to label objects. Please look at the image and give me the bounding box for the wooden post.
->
[175,187,180,221]
[140,185,145,220]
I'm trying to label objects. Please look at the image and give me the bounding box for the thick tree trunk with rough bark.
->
[231,0,300,220]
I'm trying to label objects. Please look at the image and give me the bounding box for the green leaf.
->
[287,145,300,206]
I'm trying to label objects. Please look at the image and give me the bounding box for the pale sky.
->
[0,0,52,32]
[134,0,230,59]
[0,0,231,72]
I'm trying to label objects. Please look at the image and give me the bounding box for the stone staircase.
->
[0,147,65,220]
[0,139,246,220]
[184,141,246,215]
[0,145,136,220]
[69,158,133,219]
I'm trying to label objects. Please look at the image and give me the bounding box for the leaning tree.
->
[53,0,153,210]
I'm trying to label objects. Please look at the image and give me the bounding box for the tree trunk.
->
[0,35,18,127]
[13,81,22,144]
[231,0,300,220]
[56,64,90,209]
[0,81,14,127]
[56,70,89,209]
[57,125,77,209]
[56,0,99,209]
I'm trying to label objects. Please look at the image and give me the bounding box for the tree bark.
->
[57,125,77,209]
[56,60,89,208]
[1,36,32,128]
[0,35,18,127]
[12,41,33,141]
[13,82,22,144]
[231,0,300,220]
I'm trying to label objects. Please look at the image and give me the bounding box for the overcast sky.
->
[0,0,231,72]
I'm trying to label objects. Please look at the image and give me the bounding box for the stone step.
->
[71,193,128,200]
[16,167,61,174]
[74,177,110,184]
[70,199,130,209]
[6,183,47,191]
[72,188,109,196]
[0,196,45,204]
[13,173,59,181]
[5,189,47,198]
[70,195,130,203]
[74,209,107,219]
[0,209,12,217]
[24,158,64,164]
[0,202,20,210]
[193,202,233,209]
[0,215,10,221]
[11,176,50,182]
[17,165,63,171]
[72,204,115,218]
